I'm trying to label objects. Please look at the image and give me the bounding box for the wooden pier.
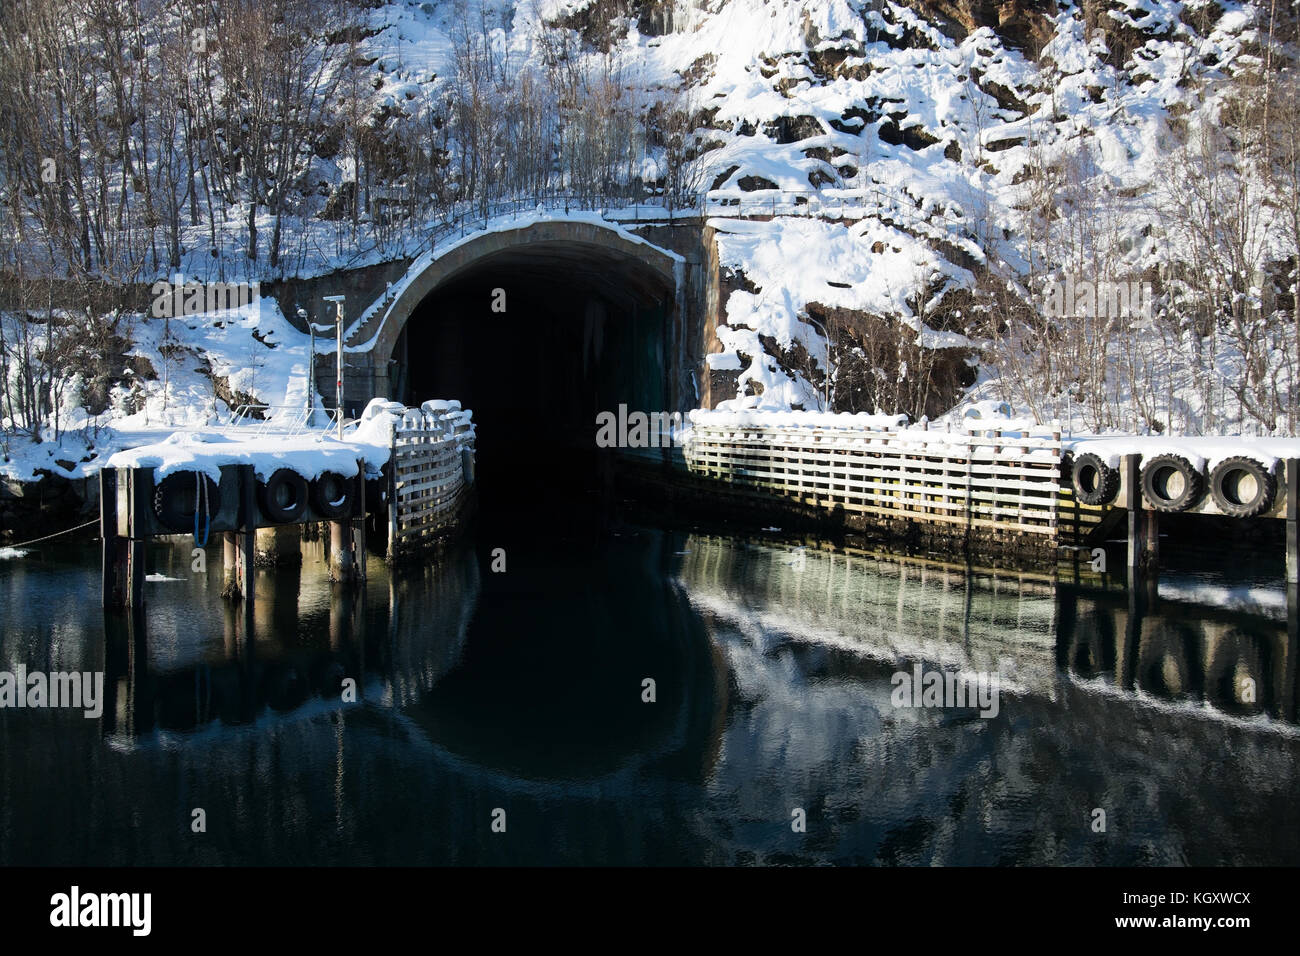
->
[99,401,476,612]
[682,413,1300,580]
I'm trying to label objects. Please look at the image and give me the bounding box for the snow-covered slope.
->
[2,0,1295,491]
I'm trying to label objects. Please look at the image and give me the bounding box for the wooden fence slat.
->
[684,422,1066,541]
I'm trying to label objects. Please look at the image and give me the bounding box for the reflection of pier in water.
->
[5,529,1300,865]
[671,534,1300,864]
[66,531,731,865]
[675,535,1298,724]
[101,545,481,742]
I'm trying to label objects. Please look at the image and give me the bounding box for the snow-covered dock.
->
[99,399,475,610]
[682,408,1300,578]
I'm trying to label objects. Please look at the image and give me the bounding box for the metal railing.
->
[339,181,977,273]
[225,404,340,440]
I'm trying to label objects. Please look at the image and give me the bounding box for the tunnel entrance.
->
[392,240,676,511]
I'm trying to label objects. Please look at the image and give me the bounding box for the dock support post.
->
[386,467,399,564]
[222,532,238,595]
[1287,459,1298,586]
[330,521,355,583]
[100,467,153,611]
[1126,454,1141,577]
[386,424,399,564]
[1125,454,1156,585]
[126,538,146,610]
[102,467,151,610]
[1145,508,1159,572]
[355,463,367,583]
[234,465,256,639]
[100,467,122,608]
[1286,583,1298,724]
[328,463,366,583]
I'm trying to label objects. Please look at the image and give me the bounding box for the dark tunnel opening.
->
[392,242,676,516]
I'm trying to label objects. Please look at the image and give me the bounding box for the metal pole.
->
[336,302,344,439]
[323,295,346,439]
[301,308,314,427]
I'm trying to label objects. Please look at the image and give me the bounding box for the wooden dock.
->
[684,418,1065,540]
[682,413,1300,577]
[99,401,476,612]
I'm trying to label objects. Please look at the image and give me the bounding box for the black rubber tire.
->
[1209,456,1276,518]
[258,468,309,524]
[1071,452,1120,506]
[310,471,355,519]
[153,471,221,534]
[1141,454,1205,512]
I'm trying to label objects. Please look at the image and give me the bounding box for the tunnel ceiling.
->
[433,241,675,309]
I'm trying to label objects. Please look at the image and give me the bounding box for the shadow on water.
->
[0,511,1298,864]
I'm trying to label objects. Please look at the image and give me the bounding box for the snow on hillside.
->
[2,0,1295,491]
[1,298,315,483]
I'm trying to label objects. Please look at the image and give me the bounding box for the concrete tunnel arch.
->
[344,218,690,427]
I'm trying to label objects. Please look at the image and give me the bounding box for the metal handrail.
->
[339,181,975,274]
[225,404,340,440]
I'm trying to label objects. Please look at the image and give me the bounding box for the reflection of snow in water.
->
[1158,574,1287,620]
[673,534,1300,865]
[675,536,1058,697]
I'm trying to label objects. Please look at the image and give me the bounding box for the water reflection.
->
[0,525,1297,865]
[1060,584,1297,722]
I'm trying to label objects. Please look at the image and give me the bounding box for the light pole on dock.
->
[298,307,314,426]
[323,295,346,439]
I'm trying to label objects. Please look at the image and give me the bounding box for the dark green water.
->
[1,504,1298,865]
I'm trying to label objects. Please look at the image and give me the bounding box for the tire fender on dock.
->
[1140,454,1205,512]
[1208,456,1276,518]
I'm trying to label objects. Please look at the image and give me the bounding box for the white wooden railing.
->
[683,412,1065,537]
[386,400,476,559]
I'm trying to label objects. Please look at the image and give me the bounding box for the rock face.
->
[901,0,1058,50]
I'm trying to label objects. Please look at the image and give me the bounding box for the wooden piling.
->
[235,465,256,639]
[101,466,151,610]
[99,467,121,609]
[223,532,238,595]
[354,464,367,582]
[1125,454,1147,583]
[127,538,146,610]
[1286,583,1298,724]
[1287,459,1299,586]
[387,457,399,564]
[1145,508,1159,570]
[330,520,355,582]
